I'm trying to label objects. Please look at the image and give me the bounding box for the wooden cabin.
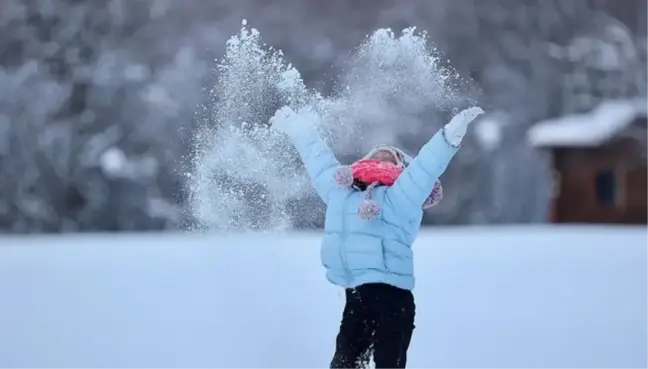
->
[528,99,647,224]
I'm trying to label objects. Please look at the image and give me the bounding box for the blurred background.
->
[0,0,646,233]
[0,2,646,367]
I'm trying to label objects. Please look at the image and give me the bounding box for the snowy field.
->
[0,226,646,368]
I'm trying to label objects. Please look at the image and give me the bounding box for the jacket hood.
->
[362,145,413,168]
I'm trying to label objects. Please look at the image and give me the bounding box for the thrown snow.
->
[188,23,473,232]
[0,226,645,368]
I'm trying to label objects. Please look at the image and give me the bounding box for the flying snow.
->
[187,21,475,231]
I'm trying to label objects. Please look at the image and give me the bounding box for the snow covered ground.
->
[0,226,645,368]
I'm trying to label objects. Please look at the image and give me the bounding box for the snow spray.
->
[187,19,473,231]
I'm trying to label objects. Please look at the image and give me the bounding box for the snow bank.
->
[0,226,645,368]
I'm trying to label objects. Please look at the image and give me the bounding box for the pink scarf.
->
[351,159,403,186]
[334,159,443,220]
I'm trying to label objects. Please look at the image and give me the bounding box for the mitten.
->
[269,105,320,138]
[442,106,484,147]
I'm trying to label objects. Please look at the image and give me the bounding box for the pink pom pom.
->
[358,199,380,220]
[423,180,443,209]
[334,166,354,187]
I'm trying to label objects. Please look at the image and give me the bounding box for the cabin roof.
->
[528,98,647,148]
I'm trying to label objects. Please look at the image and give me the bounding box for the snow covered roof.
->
[527,99,647,148]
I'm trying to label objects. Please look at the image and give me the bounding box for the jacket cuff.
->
[442,126,463,148]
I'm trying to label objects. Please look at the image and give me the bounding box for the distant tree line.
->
[0,0,644,232]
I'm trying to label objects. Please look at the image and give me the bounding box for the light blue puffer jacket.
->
[275,108,460,291]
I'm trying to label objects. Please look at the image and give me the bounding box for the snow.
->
[474,112,505,151]
[100,147,127,177]
[528,99,647,147]
[0,226,645,368]
[547,13,639,71]
[189,24,472,231]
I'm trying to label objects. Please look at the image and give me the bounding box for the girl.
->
[270,105,484,368]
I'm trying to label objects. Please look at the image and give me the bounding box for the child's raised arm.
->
[386,107,484,217]
[270,106,347,205]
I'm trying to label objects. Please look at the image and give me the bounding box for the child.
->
[270,106,484,369]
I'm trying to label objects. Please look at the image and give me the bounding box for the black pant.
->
[330,283,415,369]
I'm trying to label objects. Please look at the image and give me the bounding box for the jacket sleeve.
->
[287,124,344,204]
[385,129,459,217]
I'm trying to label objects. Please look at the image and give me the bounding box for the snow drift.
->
[0,226,645,368]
